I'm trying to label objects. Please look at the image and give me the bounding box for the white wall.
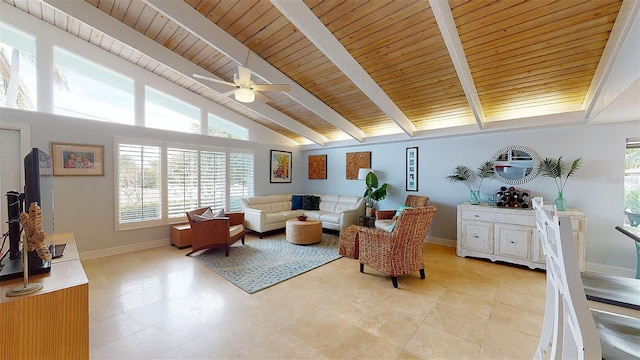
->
[1,108,303,256]
[301,121,640,276]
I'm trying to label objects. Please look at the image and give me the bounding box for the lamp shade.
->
[358,168,373,180]
[235,88,255,103]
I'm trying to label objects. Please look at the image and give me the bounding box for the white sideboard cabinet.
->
[456,203,586,270]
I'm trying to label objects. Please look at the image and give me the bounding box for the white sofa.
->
[241,194,365,237]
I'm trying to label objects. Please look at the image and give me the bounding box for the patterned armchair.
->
[185,208,245,257]
[358,206,437,288]
[375,195,429,231]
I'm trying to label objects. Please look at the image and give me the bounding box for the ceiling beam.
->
[42,0,328,146]
[271,0,417,137]
[429,0,485,130]
[583,0,640,123]
[143,0,365,143]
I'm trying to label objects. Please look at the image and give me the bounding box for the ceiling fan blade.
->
[193,74,235,87]
[220,89,237,98]
[254,91,270,103]
[237,65,252,83]
[253,84,291,92]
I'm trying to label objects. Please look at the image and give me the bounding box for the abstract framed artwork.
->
[406,147,418,191]
[51,142,104,176]
[346,151,371,180]
[270,150,292,183]
[308,154,327,180]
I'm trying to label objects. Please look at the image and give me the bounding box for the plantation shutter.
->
[229,152,254,211]
[117,142,162,226]
[167,147,199,218]
[200,150,226,211]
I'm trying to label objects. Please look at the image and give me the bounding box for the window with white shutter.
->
[200,150,226,210]
[229,151,254,212]
[167,147,199,218]
[116,141,162,229]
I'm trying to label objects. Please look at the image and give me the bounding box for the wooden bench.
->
[170,223,192,248]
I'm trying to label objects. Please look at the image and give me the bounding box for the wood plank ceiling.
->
[3,0,626,146]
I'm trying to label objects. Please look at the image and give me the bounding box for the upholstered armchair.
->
[185,208,245,257]
[359,206,437,288]
[375,195,429,231]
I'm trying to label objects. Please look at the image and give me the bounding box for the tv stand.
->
[0,233,88,359]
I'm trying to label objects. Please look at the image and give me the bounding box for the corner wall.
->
[301,121,640,276]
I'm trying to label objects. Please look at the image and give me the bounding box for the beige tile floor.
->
[84,233,546,359]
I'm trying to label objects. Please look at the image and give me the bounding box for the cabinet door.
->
[461,221,493,253]
[494,223,531,260]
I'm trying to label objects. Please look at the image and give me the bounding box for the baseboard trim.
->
[426,236,456,247]
[79,238,171,260]
[585,261,636,278]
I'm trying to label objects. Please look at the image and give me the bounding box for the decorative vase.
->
[555,191,567,211]
[469,191,481,205]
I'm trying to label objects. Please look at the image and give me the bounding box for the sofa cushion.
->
[395,205,412,217]
[319,200,336,213]
[291,195,304,210]
[264,212,287,224]
[271,201,291,213]
[304,210,322,220]
[303,195,320,210]
[319,212,340,224]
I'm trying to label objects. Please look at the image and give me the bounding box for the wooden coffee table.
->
[286,219,322,245]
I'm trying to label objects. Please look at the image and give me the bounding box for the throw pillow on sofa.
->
[302,195,320,210]
[291,195,304,210]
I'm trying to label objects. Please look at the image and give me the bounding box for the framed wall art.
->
[346,151,371,180]
[51,142,104,176]
[270,150,292,183]
[406,147,418,191]
[308,154,327,180]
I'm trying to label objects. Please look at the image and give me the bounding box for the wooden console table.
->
[0,233,88,360]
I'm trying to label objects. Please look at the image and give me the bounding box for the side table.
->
[359,215,376,228]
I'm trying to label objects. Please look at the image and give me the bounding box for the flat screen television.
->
[0,148,55,280]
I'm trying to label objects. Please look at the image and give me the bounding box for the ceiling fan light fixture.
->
[235,88,254,103]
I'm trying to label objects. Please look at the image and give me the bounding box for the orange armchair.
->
[359,206,437,288]
[185,208,245,257]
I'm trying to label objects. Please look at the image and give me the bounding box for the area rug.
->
[193,233,342,294]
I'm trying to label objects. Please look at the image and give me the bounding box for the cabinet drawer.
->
[461,209,535,227]
[461,221,493,253]
[494,223,531,260]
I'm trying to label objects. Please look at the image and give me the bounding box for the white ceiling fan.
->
[194,65,290,103]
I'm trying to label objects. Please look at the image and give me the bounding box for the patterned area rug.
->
[193,233,342,294]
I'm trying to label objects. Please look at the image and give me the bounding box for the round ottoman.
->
[286,219,322,245]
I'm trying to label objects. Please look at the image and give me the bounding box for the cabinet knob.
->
[474,214,479,217]
[474,235,479,238]
[510,240,515,244]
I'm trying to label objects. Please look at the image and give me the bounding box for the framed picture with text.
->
[406,147,418,191]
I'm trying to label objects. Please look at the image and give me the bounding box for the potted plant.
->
[363,171,388,216]
[446,161,495,205]
[539,156,582,211]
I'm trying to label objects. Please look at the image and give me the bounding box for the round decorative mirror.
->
[492,145,541,185]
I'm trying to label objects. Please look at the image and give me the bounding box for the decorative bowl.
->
[296,215,308,221]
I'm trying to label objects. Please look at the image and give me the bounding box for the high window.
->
[145,87,200,134]
[116,138,253,229]
[624,138,640,228]
[208,113,248,140]
[0,24,36,110]
[53,47,134,124]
